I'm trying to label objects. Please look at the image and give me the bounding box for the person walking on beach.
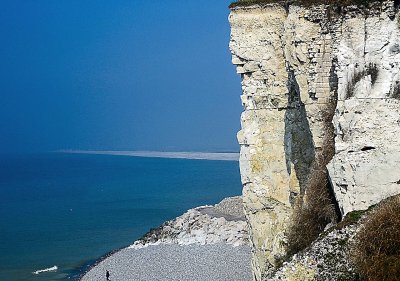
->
[106,270,110,281]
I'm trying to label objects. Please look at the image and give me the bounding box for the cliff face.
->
[229,1,400,280]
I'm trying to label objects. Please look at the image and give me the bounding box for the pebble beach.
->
[81,244,251,281]
[80,196,252,281]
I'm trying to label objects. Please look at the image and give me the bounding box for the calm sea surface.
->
[0,153,242,281]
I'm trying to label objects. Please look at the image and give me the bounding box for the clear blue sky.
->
[0,0,242,153]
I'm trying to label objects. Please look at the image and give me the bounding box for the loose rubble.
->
[267,224,359,281]
[130,196,248,249]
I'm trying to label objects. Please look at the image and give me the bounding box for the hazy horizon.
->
[0,0,242,153]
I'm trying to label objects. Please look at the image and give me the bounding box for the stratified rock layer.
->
[229,1,400,280]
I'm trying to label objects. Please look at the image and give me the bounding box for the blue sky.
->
[0,0,242,153]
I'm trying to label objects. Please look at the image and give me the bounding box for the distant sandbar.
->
[59,150,239,161]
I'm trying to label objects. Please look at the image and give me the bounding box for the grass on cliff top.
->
[229,0,385,9]
[351,195,400,281]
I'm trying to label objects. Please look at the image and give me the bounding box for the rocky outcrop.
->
[229,1,400,279]
[130,196,248,249]
[229,6,336,279]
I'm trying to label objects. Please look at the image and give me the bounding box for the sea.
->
[0,152,242,281]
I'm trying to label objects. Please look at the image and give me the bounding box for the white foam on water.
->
[32,265,58,275]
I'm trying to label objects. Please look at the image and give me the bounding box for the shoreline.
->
[78,196,250,281]
[74,247,125,281]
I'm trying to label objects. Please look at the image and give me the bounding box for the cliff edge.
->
[229,1,400,280]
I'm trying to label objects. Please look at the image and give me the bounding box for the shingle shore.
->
[80,196,251,281]
[81,243,251,281]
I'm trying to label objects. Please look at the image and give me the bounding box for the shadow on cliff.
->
[283,68,340,256]
[284,69,315,202]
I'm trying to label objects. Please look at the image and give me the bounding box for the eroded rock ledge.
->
[229,1,400,280]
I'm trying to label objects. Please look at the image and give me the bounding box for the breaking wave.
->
[32,265,58,275]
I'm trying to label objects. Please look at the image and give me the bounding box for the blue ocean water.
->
[0,153,242,281]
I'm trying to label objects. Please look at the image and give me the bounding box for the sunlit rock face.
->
[327,4,400,216]
[229,1,400,280]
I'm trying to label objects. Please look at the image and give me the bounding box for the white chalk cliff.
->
[229,1,400,280]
